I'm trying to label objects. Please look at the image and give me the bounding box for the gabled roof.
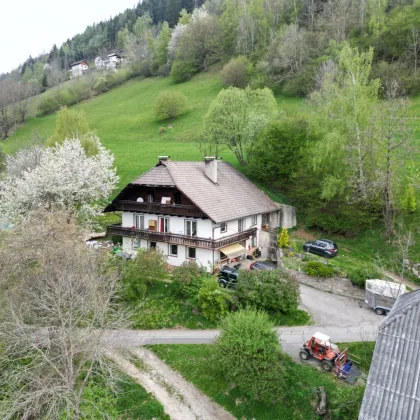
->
[112,160,279,223]
[70,60,88,67]
[359,289,420,420]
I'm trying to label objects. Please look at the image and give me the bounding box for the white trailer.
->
[364,279,406,315]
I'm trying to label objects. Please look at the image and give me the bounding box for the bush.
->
[347,264,382,288]
[172,261,205,300]
[121,249,167,301]
[278,227,289,248]
[214,309,286,403]
[304,261,335,278]
[236,270,300,313]
[154,91,187,120]
[198,277,232,321]
[170,60,198,83]
[220,56,251,88]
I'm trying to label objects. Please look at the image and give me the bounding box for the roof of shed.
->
[359,289,420,420]
[126,160,279,223]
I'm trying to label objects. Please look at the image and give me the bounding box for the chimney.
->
[158,155,170,161]
[204,156,218,184]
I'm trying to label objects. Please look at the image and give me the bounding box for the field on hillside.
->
[3,73,305,189]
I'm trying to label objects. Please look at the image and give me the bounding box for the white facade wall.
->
[120,209,284,270]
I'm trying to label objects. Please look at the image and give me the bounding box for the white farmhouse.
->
[69,60,89,79]
[95,53,122,71]
[105,157,296,271]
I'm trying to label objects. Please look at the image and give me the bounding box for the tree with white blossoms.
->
[0,138,118,226]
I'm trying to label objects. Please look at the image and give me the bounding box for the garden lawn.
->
[3,72,307,191]
[150,344,363,420]
[129,280,310,329]
[290,221,420,283]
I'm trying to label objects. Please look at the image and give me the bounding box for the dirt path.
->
[383,270,419,290]
[105,348,236,420]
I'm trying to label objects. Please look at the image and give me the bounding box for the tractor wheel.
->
[299,350,310,360]
[375,308,385,316]
[321,360,334,372]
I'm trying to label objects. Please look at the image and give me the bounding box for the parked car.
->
[250,261,277,270]
[218,264,240,288]
[303,239,338,258]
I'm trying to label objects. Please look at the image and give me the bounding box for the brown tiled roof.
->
[129,161,279,223]
[359,289,420,420]
[131,165,175,186]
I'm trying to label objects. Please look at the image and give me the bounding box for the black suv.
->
[303,239,338,258]
[218,265,240,288]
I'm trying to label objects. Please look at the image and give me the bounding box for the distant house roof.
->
[109,160,279,223]
[70,60,88,67]
[108,53,121,58]
[359,289,420,420]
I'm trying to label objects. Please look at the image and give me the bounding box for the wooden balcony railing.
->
[111,200,207,218]
[107,225,257,250]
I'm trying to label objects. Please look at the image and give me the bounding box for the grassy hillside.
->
[3,73,305,189]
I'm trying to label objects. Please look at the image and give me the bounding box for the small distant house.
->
[69,60,89,79]
[95,53,122,71]
[104,156,296,271]
[359,289,420,420]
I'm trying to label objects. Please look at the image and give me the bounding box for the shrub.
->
[214,309,286,403]
[220,56,251,88]
[121,249,167,301]
[278,227,289,248]
[198,277,232,321]
[170,60,197,83]
[236,270,300,313]
[172,260,205,300]
[304,261,335,278]
[347,264,382,288]
[154,91,187,120]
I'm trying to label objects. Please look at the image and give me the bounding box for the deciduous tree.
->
[0,210,128,419]
[0,139,118,226]
[204,86,277,165]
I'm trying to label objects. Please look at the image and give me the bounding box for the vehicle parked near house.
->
[218,264,240,288]
[249,261,277,270]
[303,239,338,258]
[364,279,406,315]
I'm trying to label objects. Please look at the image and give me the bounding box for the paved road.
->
[101,284,382,360]
[299,283,381,326]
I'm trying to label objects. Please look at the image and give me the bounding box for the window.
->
[220,223,227,233]
[187,247,196,259]
[251,236,256,247]
[133,238,141,250]
[159,217,170,233]
[149,241,156,249]
[238,218,245,233]
[169,244,178,256]
[185,220,197,236]
[174,191,181,205]
[252,215,257,226]
[134,213,144,230]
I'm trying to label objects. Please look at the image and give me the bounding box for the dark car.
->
[250,261,277,271]
[218,265,240,288]
[303,239,338,258]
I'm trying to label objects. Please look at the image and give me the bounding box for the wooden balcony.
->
[107,225,257,250]
[111,200,207,218]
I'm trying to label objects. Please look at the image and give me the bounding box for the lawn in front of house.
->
[150,344,364,420]
[129,280,310,329]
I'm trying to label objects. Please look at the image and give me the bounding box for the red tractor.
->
[299,332,361,384]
